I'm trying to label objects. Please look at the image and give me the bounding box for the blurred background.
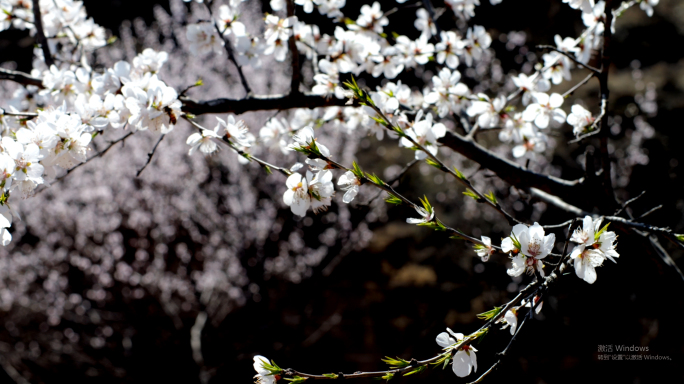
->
[1,0,683,383]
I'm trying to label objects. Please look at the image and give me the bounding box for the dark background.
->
[1,1,683,383]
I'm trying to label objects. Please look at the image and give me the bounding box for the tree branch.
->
[438,132,583,197]
[286,0,301,94]
[180,93,350,115]
[31,0,54,67]
[0,68,44,88]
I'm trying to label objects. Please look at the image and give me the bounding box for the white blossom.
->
[435,328,477,377]
[474,236,494,261]
[567,104,595,136]
[253,355,277,384]
[522,92,566,129]
[507,222,555,277]
[186,23,224,56]
[337,171,360,203]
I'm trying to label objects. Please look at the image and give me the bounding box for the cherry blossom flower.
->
[435,328,477,377]
[511,73,551,106]
[295,0,314,13]
[400,111,446,160]
[640,0,659,17]
[570,244,605,284]
[337,171,361,203]
[501,224,527,255]
[435,31,463,69]
[216,115,251,147]
[511,125,547,158]
[462,25,492,67]
[467,94,506,128]
[308,170,335,213]
[406,205,434,224]
[523,92,566,129]
[283,172,311,217]
[352,2,388,34]
[567,104,595,136]
[217,4,246,36]
[186,127,221,156]
[253,355,278,384]
[2,138,44,196]
[569,216,620,283]
[504,309,518,335]
[289,126,330,157]
[474,236,494,261]
[186,23,224,56]
[414,8,437,39]
[507,222,555,277]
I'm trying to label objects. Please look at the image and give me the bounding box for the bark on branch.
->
[0,68,44,88]
[180,93,350,115]
[437,131,583,198]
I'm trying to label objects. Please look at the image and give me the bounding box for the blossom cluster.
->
[0,0,106,51]
[1,47,180,242]
[569,216,619,283]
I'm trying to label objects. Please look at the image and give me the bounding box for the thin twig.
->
[204,2,252,95]
[637,205,661,220]
[562,72,595,98]
[614,190,646,215]
[535,45,600,74]
[367,158,419,204]
[32,0,55,67]
[136,134,166,177]
[183,116,292,176]
[365,101,524,226]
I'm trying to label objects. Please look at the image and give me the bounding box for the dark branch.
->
[180,93,350,115]
[0,68,44,88]
[32,0,54,67]
[286,0,301,94]
[438,132,583,197]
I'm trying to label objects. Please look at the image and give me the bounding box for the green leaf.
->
[264,165,272,175]
[463,189,479,200]
[594,222,610,241]
[418,195,433,214]
[322,374,338,379]
[484,191,497,205]
[476,306,502,321]
[403,366,426,376]
[381,357,410,369]
[255,358,283,376]
[430,353,451,368]
[380,372,394,382]
[284,376,308,384]
[453,167,466,180]
[365,172,385,186]
[194,78,204,87]
[474,328,490,344]
[385,194,403,205]
[425,158,443,170]
[417,221,447,231]
[352,161,364,179]
[388,124,404,137]
[371,115,389,127]
[450,229,468,241]
[510,232,522,250]
[676,234,684,243]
